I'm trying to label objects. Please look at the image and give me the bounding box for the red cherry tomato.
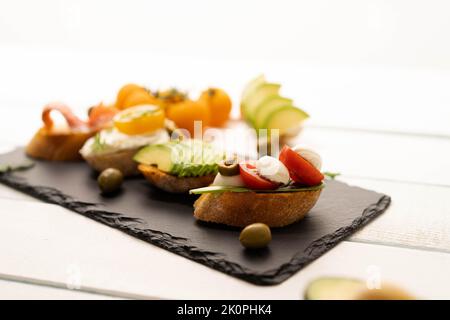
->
[239,162,279,190]
[279,146,324,186]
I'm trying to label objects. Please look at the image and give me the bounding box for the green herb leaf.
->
[92,133,107,152]
[323,172,341,180]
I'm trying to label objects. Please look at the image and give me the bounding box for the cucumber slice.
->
[240,74,266,110]
[190,183,324,194]
[190,186,250,194]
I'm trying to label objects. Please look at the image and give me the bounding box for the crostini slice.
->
[190,146,325,228]
[26,103,117,161]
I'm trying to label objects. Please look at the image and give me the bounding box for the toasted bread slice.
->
[193,188,322,227]
[26,128,94,161]
[138,164,215,193]
[83,148,141,177]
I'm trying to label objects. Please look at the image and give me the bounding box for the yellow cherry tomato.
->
[166,99,210,136]
[121,89,158,110]
[115,83,144,109]
[154,88,187,108]
[113,105,165,135]
[199,88,232,127]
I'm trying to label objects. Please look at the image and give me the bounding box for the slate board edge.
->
[0,170,391,286]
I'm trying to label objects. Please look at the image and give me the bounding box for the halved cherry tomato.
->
[113,105,165,135]
[239,161,279,190]
[279,146,324,186]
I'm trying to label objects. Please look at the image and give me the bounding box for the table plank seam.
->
[340,175,450,189]
[307,124,450,140]
[348,238,450,255]
[0,272,154,300]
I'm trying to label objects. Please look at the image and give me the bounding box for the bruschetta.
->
[190,145,324,227]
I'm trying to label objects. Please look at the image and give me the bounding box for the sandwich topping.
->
[213,158,245,187]
[279,145,324,186]
[212,173,245,187]
[134,140,224,178]
[113,105,165,135]
[80,105,170,156]
[291,145,322,170]
[80,127,169,156]
[42,102,118,133]
[190,146,325,194]
[255,156,290,185]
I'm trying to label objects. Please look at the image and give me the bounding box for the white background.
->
[1,0,450,136]
[1,0,450,68]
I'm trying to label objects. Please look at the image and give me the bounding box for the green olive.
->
[239,223,272,249]
[218,158,240,176]
[98,168,123,194]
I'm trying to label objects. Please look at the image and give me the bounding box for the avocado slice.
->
[134,144,175,172]
[240,74,266,111]
[253,95,294,129]
[261,106,309,135]
[134,140,223,177]
[304,277,415,300]
[242,82,281,123]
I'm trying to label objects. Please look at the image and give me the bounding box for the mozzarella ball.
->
[291,145,322,170]
[256,156,290,185]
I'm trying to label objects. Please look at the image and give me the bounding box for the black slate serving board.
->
[0,148,390,285]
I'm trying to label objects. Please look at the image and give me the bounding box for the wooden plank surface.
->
[0,198,449,299]
[0,279,121,300]
[342,177,450,252]
[293,127,450,186]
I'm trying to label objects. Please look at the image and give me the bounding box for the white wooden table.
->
[1,47,449,299]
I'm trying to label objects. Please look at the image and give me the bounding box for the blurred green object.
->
[0,161,34,173]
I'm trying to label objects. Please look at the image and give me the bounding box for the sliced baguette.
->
[138,164,215,193]
[26,128,94,161]
[82,148,141,177]
[193,188,322,227]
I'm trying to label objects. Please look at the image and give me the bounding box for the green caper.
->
[239,223,272,249]
[218,158,240,176]
[98,168,123,194]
